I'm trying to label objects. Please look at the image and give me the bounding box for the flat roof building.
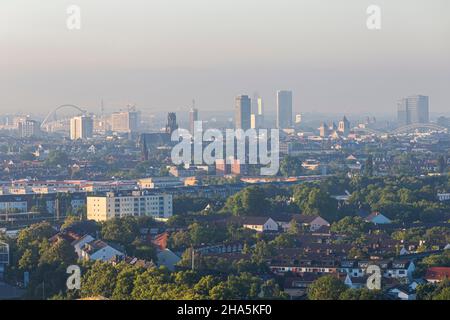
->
[87,191,173,221]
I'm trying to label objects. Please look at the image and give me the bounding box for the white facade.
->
[309,216,331,232]
[18,119,40,138]
[87,191,173,221]
[80,241,125,262]
[70,115,93,140]
[243,218,279,233]
[437,193,450,202]
[73,235,95,259]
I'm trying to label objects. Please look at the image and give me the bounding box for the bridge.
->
[390,123,447,135]
[41,104,87,131]
[354,123,447,136]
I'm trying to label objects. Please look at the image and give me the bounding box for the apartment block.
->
[87,191,173,221]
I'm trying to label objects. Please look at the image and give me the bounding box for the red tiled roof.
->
[152,232,169,250]
[425,267,450,281]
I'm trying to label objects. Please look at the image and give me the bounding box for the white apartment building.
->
[70,115,93,140]
[87,191,173,221]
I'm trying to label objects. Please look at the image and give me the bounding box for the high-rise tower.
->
[276,90,293,129]
[235,95,251,130]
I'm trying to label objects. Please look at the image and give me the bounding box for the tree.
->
[101,216,139,245]
[433,287,450,300]
[61,215,80,230]
[81,261,118,298]
[130,238,157,261]
[251,241,275,264]
[193,275,219,298]
[364,155,374,176]
[293,186,337,220]
[287,219,300,235]
[131,267,188,300]
[330,216,369,239]
[18,248,38,271]
[438,155,447,174]
[280,156,302,177]
[17,222,54,252]
[45,150,69,167]
[224,186,269,216]
[307,275,347,300]
[417,279,450,300]
[209,282,234,300]
[270,233,294,249]
[38,238,77,267]
[112,264,144,300]
[339,288,384,300]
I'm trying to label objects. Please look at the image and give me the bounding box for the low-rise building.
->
[293,214,331,232]
[425,267,450,283]
[365,212,392,224]
[80,240,125,262]
[240,217,279,233]
[138,177,182,189]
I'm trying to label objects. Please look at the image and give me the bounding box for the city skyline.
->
[1,0,449,114]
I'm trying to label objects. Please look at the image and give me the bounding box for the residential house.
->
[365,212,392,225]
[124,256,156,269]
[195,242,245,255]
[344,274,368,289]
[240,217,279,233]
[72,234,95,259]
[388,285,416,300]
[292,214,330,232]
[156,249,181,271]
[283,274,322,299]
[384,260,415,280]
[80,240,125,262]
[425,267,450,283]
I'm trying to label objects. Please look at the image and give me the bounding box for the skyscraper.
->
[407,95,429,124]
[257,97,264,117]
[189,108,198,134]
[18,119,41,138]
[397,95,429,125]
[257,97,264,128]
[111,110,139,133]
[276,90,292,129]
[397,99,409,126]
[70,115,93,140]
[250,97,265,129]
[235,95,251,130]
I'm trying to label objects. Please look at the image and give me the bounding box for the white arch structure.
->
[354,123,447,136]
[390,123,447,135]
[41,104,87,130]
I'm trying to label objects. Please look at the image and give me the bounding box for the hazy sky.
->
[1,0,450,116]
